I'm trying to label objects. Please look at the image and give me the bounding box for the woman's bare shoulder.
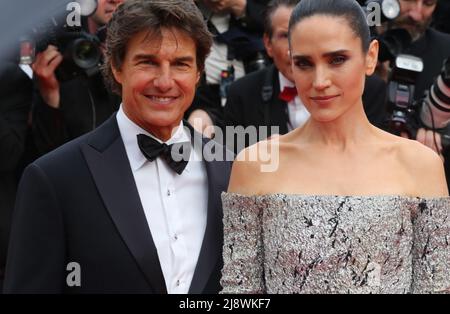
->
[387,133,448,197]
[228,138,284,195]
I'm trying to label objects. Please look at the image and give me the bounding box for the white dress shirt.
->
[205,13,245,85]
[116,106,208,294]
[279,72,310,131]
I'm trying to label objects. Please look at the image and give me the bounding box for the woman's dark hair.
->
[103,0,212,95]
[288,0,371,53]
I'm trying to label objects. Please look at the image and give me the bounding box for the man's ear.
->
[263,33,274,58]
[111,63,122,84]
[365,39,379,76]
[195,70,203,89]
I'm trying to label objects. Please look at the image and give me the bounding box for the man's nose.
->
[408,1,425,22]
[153,67,174,92]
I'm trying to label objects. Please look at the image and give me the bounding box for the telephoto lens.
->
[420,58,450,129]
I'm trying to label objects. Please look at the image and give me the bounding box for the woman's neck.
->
[297,101,376,151]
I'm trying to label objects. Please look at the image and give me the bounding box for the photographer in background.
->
[32,0,123,155]
[188,0,268,136]
[0,62,32,291]
[376,0,450,185]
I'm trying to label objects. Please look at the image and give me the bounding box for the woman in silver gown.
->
[221,0,450,294]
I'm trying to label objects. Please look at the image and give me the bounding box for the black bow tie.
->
[137,134,191,175]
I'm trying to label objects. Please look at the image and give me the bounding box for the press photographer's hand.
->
[32,45,63,109]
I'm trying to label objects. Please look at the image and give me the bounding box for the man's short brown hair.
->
[103,0,213,95]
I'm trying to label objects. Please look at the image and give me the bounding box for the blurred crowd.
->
[1,0,450,291]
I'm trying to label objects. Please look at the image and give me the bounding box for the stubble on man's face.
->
[393,14,433,41]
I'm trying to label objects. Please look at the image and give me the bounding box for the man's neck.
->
[88,18,101,35]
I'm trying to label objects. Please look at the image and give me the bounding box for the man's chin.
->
[408,28,425,42]
[396,24,426,42]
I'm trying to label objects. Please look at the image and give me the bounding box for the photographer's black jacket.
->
[32,72,120,155]
[0,63,32,290]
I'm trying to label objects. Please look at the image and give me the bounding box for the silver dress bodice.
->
[220,193,450,294]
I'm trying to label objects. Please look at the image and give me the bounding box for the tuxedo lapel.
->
[186,125,231,294]
[81,115,167,294]
[260,65,289,135]
[271,70,290,135]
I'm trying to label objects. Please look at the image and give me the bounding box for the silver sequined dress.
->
[220,193,450,294]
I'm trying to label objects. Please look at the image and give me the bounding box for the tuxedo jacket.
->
[0,63,32,290]
[4,114,232,293]
[224,64,388,139]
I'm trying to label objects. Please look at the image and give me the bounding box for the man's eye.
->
[139,60,156,66]
[175,62,189,68]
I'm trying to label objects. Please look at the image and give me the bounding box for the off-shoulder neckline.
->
[222,192,450,201]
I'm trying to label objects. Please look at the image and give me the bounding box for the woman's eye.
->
[331,56,347,65]
[295,59,312,69]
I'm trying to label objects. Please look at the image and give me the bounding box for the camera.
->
[387,54,423,135]
[418,57,450,149]
[20,0,101,82]
[388,56,450,148]
[420,57,450,130]
[360,1,418,134]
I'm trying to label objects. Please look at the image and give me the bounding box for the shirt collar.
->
[116,105,190,171]
[278,71,295,91]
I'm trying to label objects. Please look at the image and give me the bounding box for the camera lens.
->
[71,38,101,69]
[420,58,450,129]
[76,41,94,60]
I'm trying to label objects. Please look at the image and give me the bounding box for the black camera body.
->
[387,55,450,148]
[22,0,101,82]
[39,28,101,82]
[361,1,418,135]
[387,54,423,135]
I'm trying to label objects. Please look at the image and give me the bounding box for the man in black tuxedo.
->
[4,0,232,294]
[224,0,387,151]
[0,62,32,291]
